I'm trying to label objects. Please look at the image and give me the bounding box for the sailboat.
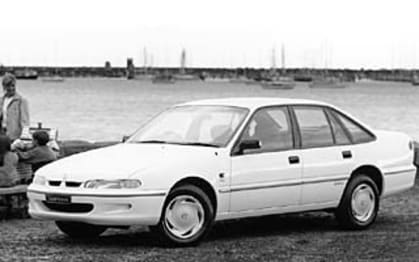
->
[42,43,65,82]
[229,69,251,84]
[173,48,199,81]
[261,45,296,90]
[152,70,175,84]
[14,68,38,80]
[309,45,347,89]
[42,76,64,82]
[42,67,64,82]
[309,76,346,88]
[134,47,154,80]
[411,71,419,86]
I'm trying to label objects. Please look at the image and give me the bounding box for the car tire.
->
[154,184,214,246]
[335,174,379,229]
[55,221,107,238]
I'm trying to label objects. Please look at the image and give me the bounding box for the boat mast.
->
[281,44,286,75]
[149,54,154,68]
[270,46,276,76]
[180,48,186,74]
[143,47,148,73]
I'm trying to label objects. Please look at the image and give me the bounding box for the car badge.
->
[62,174,67,187]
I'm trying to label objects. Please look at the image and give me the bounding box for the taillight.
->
[409,140,414,151]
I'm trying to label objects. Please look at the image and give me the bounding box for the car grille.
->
[48,181,82,187]
[43,202,94,213]
[49,180,61,186]
[65,182,82,187]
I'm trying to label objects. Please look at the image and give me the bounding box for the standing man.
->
[0,73,30,141]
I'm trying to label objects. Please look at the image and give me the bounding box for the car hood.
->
[38,143,221,181]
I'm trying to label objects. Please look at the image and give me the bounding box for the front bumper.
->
[27,187,166,226]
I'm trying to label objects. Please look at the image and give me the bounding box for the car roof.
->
[179,97,331,110]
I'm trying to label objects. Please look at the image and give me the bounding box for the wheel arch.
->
[169,176,218,216]
[349,165,384,195]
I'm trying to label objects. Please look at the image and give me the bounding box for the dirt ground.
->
[1,178,418,262]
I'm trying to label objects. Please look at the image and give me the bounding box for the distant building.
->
[126,58,135,79]
[105,61,113,77]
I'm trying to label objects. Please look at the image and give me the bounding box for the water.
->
[15,78,419,141]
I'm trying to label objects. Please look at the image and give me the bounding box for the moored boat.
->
[42,76,65,82]
[173,48,199,81]
[309,77,348,88]
[229,76,250,84]
[152,74,175,84]
[14,69,38,80]
[174,74,199,81]
[411,75,419,86]
[204,77,230,83]
[261,77,296,90]
[293,74,313,82]
[261,45,296,90]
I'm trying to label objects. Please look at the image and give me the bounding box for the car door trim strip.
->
[219,176,348,193]
[384,168,416,176]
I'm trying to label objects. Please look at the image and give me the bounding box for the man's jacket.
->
[0,93,29,140]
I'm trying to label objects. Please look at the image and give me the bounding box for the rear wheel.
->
[335,175,379,229]
[55,221,107,238]
[153,184,214,246]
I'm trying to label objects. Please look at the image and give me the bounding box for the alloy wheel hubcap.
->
[351,183,375,223]
[164,195,205,239]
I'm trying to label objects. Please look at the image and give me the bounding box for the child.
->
[16,130,57,172]
[0,135,19,187]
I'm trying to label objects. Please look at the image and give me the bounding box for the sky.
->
[0,0,418,69]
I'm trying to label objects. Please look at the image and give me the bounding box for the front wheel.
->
[335,175,379,229]
[153,185,214,246]
[55,221,107,238]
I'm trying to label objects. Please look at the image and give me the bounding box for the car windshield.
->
[128,105,249,147]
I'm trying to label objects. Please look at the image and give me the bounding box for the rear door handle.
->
[342,150,352,159]
[288,156,300,164]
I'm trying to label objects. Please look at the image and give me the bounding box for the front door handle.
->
[342,150,352,159]
[288,156,300,164]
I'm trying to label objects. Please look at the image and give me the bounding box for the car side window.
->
[327,111,351,145]
[240,107,293,153]
[293,106,334,148]
[332,110,375,143]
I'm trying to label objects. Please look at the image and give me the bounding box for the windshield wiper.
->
[176,142,220,148]
[135,140,168,144]
[134,140,219,148]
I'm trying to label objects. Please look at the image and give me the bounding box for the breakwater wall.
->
[1,65,418,82]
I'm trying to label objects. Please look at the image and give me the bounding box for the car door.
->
[292,105,356,206]
[230,106,303,212]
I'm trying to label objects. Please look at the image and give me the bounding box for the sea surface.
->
[16,78,419,142]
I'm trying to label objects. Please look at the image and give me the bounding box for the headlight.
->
[33,175,46,186]
[84,179,142,189]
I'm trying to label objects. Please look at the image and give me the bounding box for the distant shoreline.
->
[1,65,418,83]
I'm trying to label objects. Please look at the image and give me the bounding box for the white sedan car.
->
[27,98,416,246]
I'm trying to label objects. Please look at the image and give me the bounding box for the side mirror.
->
[237,139,261,154]
[122,135,130,142]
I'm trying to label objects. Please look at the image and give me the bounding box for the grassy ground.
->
[0,179,418,262]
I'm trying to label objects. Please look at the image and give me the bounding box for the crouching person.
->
[0,135,19,187]
[16,130,57,173]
